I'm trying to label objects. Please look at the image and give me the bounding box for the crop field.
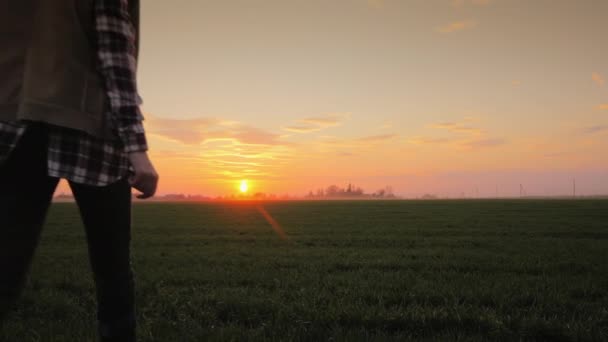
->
[1,199,607,341]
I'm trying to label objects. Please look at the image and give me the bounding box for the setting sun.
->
[239,180,248,193]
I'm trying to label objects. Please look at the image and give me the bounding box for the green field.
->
[1,200,607,341]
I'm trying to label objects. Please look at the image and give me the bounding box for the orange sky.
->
[55,0,608,197]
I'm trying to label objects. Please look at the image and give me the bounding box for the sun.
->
[239,179,249,193]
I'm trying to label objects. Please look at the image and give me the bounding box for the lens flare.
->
[256,204,288,241]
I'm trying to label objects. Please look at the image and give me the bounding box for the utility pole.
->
[573,178,576,198]
[520,184,522,198]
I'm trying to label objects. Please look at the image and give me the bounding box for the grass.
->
[1,199,607,341]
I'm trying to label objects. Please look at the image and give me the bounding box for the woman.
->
[0,0,158,341]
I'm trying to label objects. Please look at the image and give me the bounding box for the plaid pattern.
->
[0,0,147,187]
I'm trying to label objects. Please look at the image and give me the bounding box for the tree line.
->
[305,183,396,198]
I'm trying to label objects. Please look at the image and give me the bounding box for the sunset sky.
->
[56,0,608,197]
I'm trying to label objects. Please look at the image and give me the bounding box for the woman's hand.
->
[127,151,158,199]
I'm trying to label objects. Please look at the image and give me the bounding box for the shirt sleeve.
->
[95,0,148,153]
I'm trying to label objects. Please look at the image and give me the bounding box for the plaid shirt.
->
[0,0,148,187]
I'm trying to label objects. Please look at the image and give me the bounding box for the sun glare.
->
[239,180,248,193]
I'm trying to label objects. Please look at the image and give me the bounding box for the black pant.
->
[0,123,135,341]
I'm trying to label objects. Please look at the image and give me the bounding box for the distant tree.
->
[311,183,394,198]
[253,192,266,199]
[326,185,340,196]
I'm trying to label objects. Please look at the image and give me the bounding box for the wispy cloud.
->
[592,72,605,87]
[435,20,477,33]
[228,125,286,146]
[145,115,221,145]
[301,116,344,126]
[583,125,608,134]
[355,134,398,142]
[282,113,350,134]
[460,138,506,149]
[282,125,320,133]
[430,122,484,135]
[291,132,398,161]
[407,136,505,150]
[408,118,504,150]
[145,114,288,147]
[450,0,492,7]
[316,133,398,151]
[407,136,459,145]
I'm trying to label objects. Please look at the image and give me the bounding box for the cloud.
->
[451,0,492,7]
[407,137,459,145]
[282,113,350,134]
[435,20,477,33]
[145,116,221,144]
[583,125,608,134]
[407,136,505,149]
[597,104,608,110]
[229,125,286,146]
[316,133,398,151]
[301,116,343,126]
[592,72,605,87]
[408,118,504,149]
[283,125,321,133]
[145,114,286,146]
[430,122,484,135]
[460,138,506,148]
[356,133,398,142]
